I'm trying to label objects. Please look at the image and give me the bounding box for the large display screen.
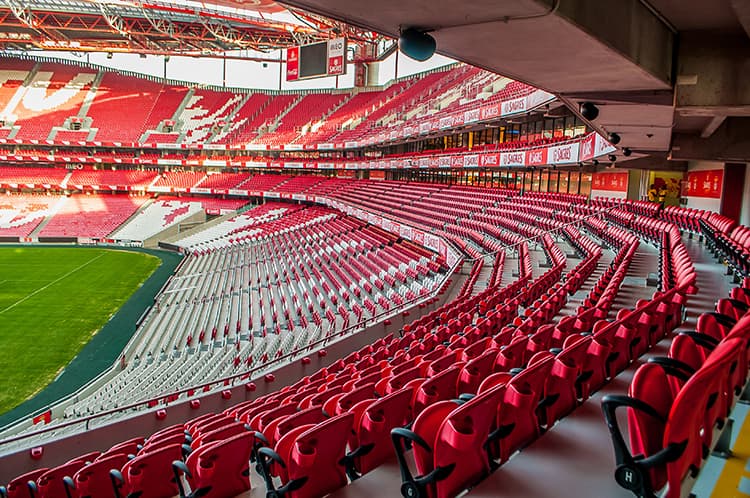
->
[287,38,347,81]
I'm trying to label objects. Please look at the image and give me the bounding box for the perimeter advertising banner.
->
[592,171,629,192]
[286,46,299,81]
[327,38,346,76]
[685,169,723,198]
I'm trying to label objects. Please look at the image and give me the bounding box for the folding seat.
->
[391,382,507,498]
[345,387,415,477]
[716,298,749,321]
[261,407,328,449]
[603,339,742,498]
[543,335,594,425]
[193,421,251,447]
[0,469,49,498]
[493,336,529,372]
[173,431,254,498]
[100,438,144,459]
[424,349,458,377]
[326,383,377,417]
[185,413,225,434]
[298,384,344,411]
[550,315,578,349]
[110,443,187,498]
[696,312,736,341]
[461,336,494,361]
[457,349,496,396]
[29,458,90,498]
[591,320,634,376]
[377,364,424,396]
[139,431,191,454]
[248,404,298,435]
[668,331,717,372]
[486,352,555,462]
[644,297,673,342]
[258,413,355,498]
[66,454,130,498]
[720,315,750,406]
[412,365,463,417]
[731,286,750,306]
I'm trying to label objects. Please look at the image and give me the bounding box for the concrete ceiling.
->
[280,0,750,165]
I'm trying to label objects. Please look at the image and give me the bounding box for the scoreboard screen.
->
[287,38,347,81]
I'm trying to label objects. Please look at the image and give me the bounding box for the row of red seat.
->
[603,277,750,498]
[701,213,750,277]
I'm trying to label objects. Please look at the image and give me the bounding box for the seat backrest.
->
[120,443,183,498]
[433,382,506,498]
[195,421,249,447]
[413,365,462,417]
[249,403,297,434]
[696,313,735,341]
[74,453,128,498]
[138,431,188,454]
[669,333,711,372]
[2,469,48,498]
[409,399,462,490]
[354,387,414,475]
[100,438,143,459]
[187,431,254,498]
[336,382,377,415]
[286,412,355,498]
[270,407,327,447]
[457,349,496,396]
[35,460,87,498]
[494,336,529,372]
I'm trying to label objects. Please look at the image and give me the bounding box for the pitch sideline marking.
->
[0,253,106,314]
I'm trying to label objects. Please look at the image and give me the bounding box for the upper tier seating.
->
[0,167,68,187]
[85,73,163,142]
[153,171,207,190]
[66,169,157,189]
[181,90,245,144]
[255,93,349,145]
[197,172,252,190]
[0,58,537,146]
[11,63,97,141]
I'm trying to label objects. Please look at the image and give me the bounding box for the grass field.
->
[0,247,160,414]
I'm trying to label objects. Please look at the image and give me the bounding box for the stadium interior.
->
[0,0,749,497]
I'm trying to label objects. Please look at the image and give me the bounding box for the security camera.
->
[622,148,632,157]
[608,154,617,162]
[608,133,621,145]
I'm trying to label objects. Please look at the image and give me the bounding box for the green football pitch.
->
[0,247,160,414]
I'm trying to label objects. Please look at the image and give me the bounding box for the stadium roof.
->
[279,0,750,164]
[0,0,386,56]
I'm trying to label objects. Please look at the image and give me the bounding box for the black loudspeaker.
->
[579,101,599,121]
[398,28,436,62]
